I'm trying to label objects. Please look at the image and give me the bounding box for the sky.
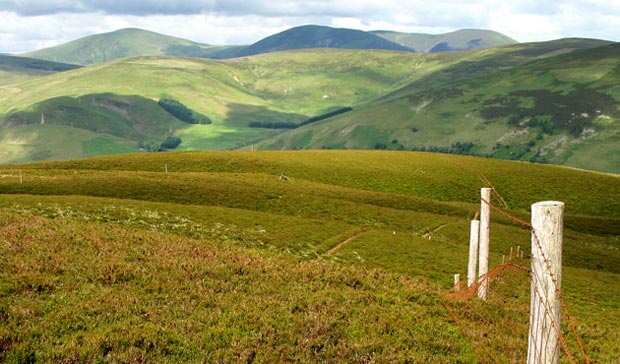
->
[1,0,619,54]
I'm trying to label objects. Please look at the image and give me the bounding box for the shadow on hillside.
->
[224,103,306,127]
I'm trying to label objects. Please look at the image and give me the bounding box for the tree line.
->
[158,98,212,125]
[248,107,353,129]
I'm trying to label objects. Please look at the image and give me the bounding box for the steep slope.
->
[373,28,517,52]
[23,28,213,65]
[0,54,80,86]
[258,39,620,173]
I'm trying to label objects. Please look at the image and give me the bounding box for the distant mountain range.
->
[371,28,517,52]
[2,25,618,173]
[21,25,516,65]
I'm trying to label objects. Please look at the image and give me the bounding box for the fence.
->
[443,188,590,364]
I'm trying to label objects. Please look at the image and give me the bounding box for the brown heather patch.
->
[0,211,475,363]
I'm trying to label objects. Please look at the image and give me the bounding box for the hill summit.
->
[372,28,517,52]
[24,28,212,65]
[236,25,414,56]
[21,25,516,64]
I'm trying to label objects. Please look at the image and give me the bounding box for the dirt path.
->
[325,231,366,255]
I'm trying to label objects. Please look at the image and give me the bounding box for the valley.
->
[1,27,618,173]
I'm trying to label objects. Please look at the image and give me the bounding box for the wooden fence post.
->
[165,164,168,173]
[527,201,564,364]
[454,274,460,291]
[467,219,480,287]
[478,187,491,299]
[19,170,23,184]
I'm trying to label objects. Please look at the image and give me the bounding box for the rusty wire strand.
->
[482,196,589,362]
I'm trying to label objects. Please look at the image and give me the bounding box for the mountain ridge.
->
[23,28,214,65]
[2,38,618,173]
[372,28,518,52]
[20,25,516,64]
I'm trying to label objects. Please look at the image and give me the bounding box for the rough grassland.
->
[0,150,618,362]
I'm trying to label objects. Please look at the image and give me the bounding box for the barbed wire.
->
[443,196,590,364]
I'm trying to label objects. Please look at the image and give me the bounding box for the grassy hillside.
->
[261,39,620,173]
[3,39,619,173]
[23,28,214,65]
[0,151,618,362]
[373,29,517,52]
[0,54,80,86]
[1,50,461,163]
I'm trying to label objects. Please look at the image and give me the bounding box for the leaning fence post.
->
[527,201,564,364]
[478,187,491,299]
[467,219,480,287]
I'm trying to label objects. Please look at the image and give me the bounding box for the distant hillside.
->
[235,25,413,57]
[167,25,415,59]
[258,39,620,173]
[17,26,515,65]
[19,25,417,64]
[23,28,214,65]
[372,29,517,52]
[3,38,618,173]
[0,54,80,85]
[0,50,432,163]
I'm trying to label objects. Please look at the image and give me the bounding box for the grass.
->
[373,29,517,52]
[262,40,620,173]
[3,41,618,173]
[0,55,80,86]
[1,210,477,363]
[0,124,137,164]
[0,150,618,362]
[1,49,457,163]
[23,28,212,65]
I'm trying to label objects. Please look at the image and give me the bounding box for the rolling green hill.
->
[0,49,462,163]
[2,39,619,173]
[372,28,517,52]
[23,28,214,65]
[18,26,515,65]
[0,151,618,362]
[0,54,80,86]
[259,39,620,173]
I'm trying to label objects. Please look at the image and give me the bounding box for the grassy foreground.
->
[0,150,618,362]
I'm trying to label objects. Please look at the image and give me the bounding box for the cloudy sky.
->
[1,0,619,54]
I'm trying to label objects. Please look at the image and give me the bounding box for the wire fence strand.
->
[443,197,590,364]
